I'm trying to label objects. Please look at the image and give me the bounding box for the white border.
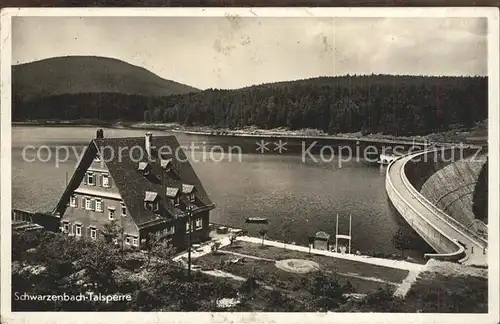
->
[1,7,499,324]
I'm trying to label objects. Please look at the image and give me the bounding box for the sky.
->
[12,16,488,90]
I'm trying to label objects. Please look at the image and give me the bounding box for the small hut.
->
[313,231,331,250]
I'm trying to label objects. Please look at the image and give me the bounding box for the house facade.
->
[53,129,214,250]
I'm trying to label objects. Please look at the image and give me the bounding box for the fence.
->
[12,209,36,222]
[12,209,60,232]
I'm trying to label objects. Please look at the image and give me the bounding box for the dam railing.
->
[386,149,471,263]
[386,158,466,262]
[403,150,488,249]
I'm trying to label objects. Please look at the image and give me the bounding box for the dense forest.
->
[13,74,488,136]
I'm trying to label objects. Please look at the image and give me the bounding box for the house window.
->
[195,218,203,229]
[85,197,94,211]
[125,236,131,245]
[144,191,158,211]
[62,222,69,233]
[132,237,138,246]
[182,184,196,202]
[121,203,127,217]
[95,199,103,212]
[94,155,101,162]
[86,172,95,186]
[144,201,159,212]
[185,221,191,233]
[90,227,97,239]
[108,208,115,220]
[162,226,175,236]
[75,224,82,237]
[102,174,110,188]
[70,195,77,207]
[166,187,180,206]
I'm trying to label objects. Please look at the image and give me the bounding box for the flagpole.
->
[335,213,339,252]
[349,214,352,254]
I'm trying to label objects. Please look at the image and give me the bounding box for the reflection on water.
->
[11,126,428,258]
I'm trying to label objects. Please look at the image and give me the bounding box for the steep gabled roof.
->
[93,135,214,227]
[55,134,214,229]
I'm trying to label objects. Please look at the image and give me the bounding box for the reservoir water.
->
[11,126,429,258]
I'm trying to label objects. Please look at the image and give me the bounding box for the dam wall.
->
[385,159,466,262]
[404,148,488,245]
[420,156,487,228]
[404,148,480,191]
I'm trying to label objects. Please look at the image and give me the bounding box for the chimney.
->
[96,129,104,139]
[145,132,153,157]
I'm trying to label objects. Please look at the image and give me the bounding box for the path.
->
[219,250,275,262]
[221,249,401,286]
[237,236,425,272]
[173,235,424,298]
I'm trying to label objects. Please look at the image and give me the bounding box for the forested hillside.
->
[13,74,487,137]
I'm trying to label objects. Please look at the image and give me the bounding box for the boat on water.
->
[245,217,269,224]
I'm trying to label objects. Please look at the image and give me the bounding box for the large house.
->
[53,129,215,250]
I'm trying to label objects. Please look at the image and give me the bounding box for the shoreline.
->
[12,121,486,147]
[175,129,431,146]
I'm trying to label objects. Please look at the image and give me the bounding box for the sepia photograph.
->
[1,7,499,323]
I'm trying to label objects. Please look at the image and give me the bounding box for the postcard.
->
[1,7,498,324]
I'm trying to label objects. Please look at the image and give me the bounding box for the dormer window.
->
[166,187,180,206]
[161,158,173,172]
[138,162,151,176]
[144,191,159,211]
[182,184,196,202]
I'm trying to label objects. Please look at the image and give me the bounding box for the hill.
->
[12,56,199,103]
[12,61,488,137]
[160,75,488,136]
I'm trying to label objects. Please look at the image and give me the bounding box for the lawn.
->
[193,249,400,295]
[221,241,409,283]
